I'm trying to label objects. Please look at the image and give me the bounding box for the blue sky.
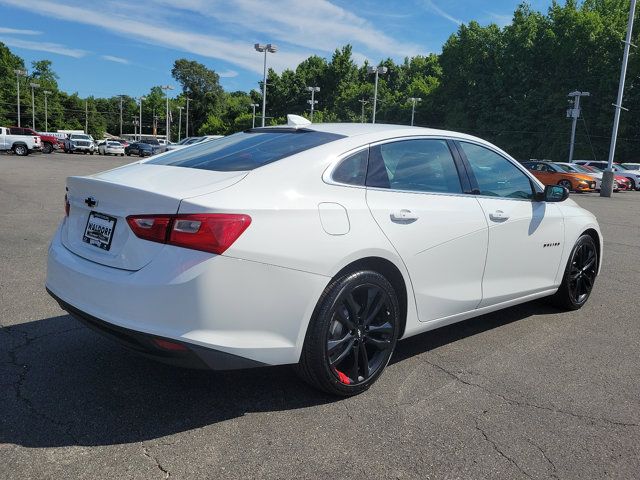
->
[0,0,553,98]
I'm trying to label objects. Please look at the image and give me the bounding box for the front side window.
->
[148,130,345,172]
[366,139,462,194]
[332,149,368,186]
[459,142,534,200]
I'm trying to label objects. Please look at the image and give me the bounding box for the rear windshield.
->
[147,129,345,172]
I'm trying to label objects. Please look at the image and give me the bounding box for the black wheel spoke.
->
[329,337,355,366]
[351,342,360,379]
[336,306,356,331]
[359,345,370,379]
[367,336,391,350]
[364,295,385,326]
[367,321,393,336]
[328,333,351,355]
[345,293,361,319]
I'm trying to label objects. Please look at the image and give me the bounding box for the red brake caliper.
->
[335,369,351,385]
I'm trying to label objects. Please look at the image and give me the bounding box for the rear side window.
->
[367,139,463,194]
[459,142,534,199]
[148,130,345,172]
[332,149,368,186]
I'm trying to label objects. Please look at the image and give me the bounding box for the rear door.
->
[365,138,488,322]
[455,141,564,306]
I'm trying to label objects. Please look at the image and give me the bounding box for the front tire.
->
[296,270,400,396]
[558,179,572,191]
[42,143,53,154]
[549,234,598,310]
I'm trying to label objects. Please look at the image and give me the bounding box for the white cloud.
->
[0,37,88,57]
[418,0,463,26]
[218,69,238,78]
[0,27,42,35]
[101,54,129,64]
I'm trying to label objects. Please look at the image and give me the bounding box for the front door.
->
[456,141,565,307]
[365,138,488,322]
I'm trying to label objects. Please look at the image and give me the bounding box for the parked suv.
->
[63,134,96,154]
[0,126,42,155]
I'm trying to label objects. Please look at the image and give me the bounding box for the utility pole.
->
[29,82,39,129]
[367,66,388,124]
[602,0,636,197]
[43,90,51,132]
[250,103,259,128]
[14,69,26,127]
[306,86,320,122]
[254,43,277,127]
[358,98,369,123]
[567,91,590,163]
[132,116,138,139]
[153,109,158,137]
[85,99,88,133]
[138,96,145,141]
[185,97,190,138]
[161,85,174,143]
[178,106,184,141]
[408,97,422,126]
[118,95,124,137]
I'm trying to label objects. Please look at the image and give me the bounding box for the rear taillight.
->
[126,215,172,243]
[126,213,251,255]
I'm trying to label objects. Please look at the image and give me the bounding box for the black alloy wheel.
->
[549,234,598,310]
[297,270,400,396]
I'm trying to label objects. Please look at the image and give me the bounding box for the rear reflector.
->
[126,213,251,255]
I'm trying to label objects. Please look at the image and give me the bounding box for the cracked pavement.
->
[1,153,639,479]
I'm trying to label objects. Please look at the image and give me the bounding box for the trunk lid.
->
[62,163,247,270]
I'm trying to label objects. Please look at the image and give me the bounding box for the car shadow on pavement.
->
[0,300,559,448]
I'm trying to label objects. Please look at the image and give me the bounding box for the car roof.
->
[255,122,490,143]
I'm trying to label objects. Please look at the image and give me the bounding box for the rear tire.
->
[296,270,400,396]
[13,144,28,156]
[549,234,598,310]
[42,143,53,154]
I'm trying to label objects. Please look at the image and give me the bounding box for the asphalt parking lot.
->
[1,152,639,479]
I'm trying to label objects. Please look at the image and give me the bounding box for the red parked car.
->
[9,127,61,154]
[580,165,632,191]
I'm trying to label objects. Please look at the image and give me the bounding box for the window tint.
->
[148,130,345,172]
[366,139,462,194]
[459,142,534,200]
[332,149,368,186]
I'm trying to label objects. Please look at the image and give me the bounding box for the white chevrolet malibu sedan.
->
[46,119,602,396]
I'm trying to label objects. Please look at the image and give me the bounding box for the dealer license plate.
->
[83,212,117,251]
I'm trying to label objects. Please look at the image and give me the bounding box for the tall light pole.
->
[254,43,277,127]
[567,91,590,164]
[306,86,320,122]
[85,99,88,133]
[43,90,51,132]
[185,97,190,138]
[29,82,39,129]
[250,103,259,128]
[602,0,636,197]
[408,97,422,126]
[138,96,145,140]
[178,106,184,141]
[14,69,27,127]
[118,95,125,137]
[161,85,174,142]
[358,98,369,123]
[367,66,388,124]
[132,116,138,139]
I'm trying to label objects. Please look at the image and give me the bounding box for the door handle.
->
[390,209,419,222]
[489,210,509,222]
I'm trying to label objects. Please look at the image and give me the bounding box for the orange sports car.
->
[522,161,596,192]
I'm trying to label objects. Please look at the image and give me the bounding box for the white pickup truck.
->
[0,126,42,156]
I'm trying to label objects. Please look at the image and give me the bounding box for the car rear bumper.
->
[45,223,328,367]
[47,287,265,370]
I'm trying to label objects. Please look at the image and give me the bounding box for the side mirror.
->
[537,185,569,202]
